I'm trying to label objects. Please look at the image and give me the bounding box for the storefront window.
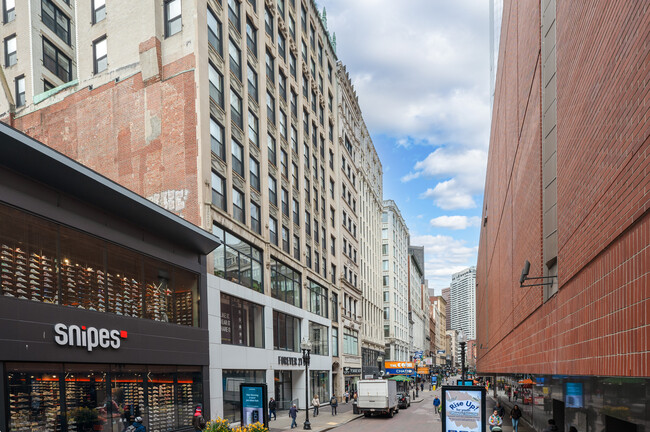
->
[6,363,63,432]
[273,310,301,352]
[213,225,263,292]
[306,279,328,318]
[309,371,329,404]
[0,203,200,327]
[220,293,264,347]
[6,363,202,432]
[222,370,266,423]
[274,371,293,410]
[64,364,110,432]
[331,327,338,357]
[270,258,301,307]
[309,322,328,356]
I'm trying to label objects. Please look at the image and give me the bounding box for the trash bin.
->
[352,400,359,414]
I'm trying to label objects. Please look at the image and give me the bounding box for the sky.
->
[320,0,491,293]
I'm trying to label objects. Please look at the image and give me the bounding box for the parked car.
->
[396,392,410,409]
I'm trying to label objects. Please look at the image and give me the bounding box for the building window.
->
[382,275,389,286]
[227,0,240,32]
[267,133,276,165]
[164,0,182,37]
[92,0,106,24]
[210,117,225,159]
[3,0,15,23]
[282,226,290,252]
[209,62,224,107]
[251,202,261,234]
[42,0,70,44]
[248,111,259,147]
[309,321,329,354]
[331,327,338,356]
[42,38,71,82]
[229,39,242,81]
[281,188,289,216]
[249,156,260,191]
[293,235,300,259]
[266,91,275,123]
[305,245,311,267]
[307,280,328,318]
[230,88,243,129]
[289,52,296,78]
[93,36,107,74]
[264,6,273,40]
[273,310,300,351]
[279,110,287,139]
[310,370,330,405]
[271,258,301,307]
[14,75,24,107]
[247,64,258,102]
[300,4,306,31]
[265,49,275,82]
[290,90,297,118]
[211,171,226,210]
[208,8,223,55]
[222,369,266,423]
[43,79,55,92]
[268,175,277,206]
[288,14,295,39]
[343,328,358,355]
[4,35,16,67]
[382,244,388,255]
[231,139,244,176]
[220,293,264,347]
[291,162,298,188]
[245,18,257,57]
[280,150,288,178]
[213,225,263,292]
[331,264,336,284]
[232,187,245,223]
[305,210,311,233]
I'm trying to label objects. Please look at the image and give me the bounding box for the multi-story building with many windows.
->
[381,200,409,361]
[450,266,476,364]
[408,245,426,359]
[430,295,447,366]
[0,0,344,422]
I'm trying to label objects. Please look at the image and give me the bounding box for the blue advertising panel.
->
[565,382,583,408]
[385,368,414,375]
[240,383,268,427]
[441,386,486,432]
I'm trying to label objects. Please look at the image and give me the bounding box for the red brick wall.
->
[8,54,200,226]
[476,0,650,377]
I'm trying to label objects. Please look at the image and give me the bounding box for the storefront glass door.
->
[274,371,293,410]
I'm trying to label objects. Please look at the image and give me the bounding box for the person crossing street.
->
[433,395,441,416]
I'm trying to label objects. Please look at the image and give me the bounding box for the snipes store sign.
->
[54,323,128,351]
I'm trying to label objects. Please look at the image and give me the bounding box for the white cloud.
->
[411,234,478,290]
[430,215,481,230]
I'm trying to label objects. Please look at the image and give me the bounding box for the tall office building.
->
[479,1,649,430]
[449,266,476,341]
[430,295,447,366]
[381,200,409,361]
[408,246,426,357]
[441,286,451,331]
[0,0,345,423]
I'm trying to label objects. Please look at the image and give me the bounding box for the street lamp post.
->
[301,338,312,430]
[458,330,467,382]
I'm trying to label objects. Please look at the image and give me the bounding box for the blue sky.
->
[320,0,491,292]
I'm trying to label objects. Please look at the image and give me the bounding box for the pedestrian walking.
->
[510,404,522,432]
[311,394,320,416]
[269,397,277,421]
[495,401,505,418]
[433,396,441,416]
[344,390,349,403]
[488,409,503,431]
[507,387,512,402]
[420,383,424,392]
[192,405,206,431]
[289,404,298,429]
[330,395,338,415]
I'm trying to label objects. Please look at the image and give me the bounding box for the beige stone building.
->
[0,0,357,422]
[430,295,447,366]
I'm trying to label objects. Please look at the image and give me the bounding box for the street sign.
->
[437,350,446,354]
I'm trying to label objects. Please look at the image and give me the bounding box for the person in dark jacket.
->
[510,404,522,432]
[494,401,505,418]
[543,419,559,432]
[289,404,298,429]
[192,405,206,431]
[269,398,277,420]
[330,395,338,415]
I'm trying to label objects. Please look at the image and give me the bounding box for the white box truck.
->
[357,379,399,417]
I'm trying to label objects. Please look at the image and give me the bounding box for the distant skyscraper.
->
[441,287,451,331]
[450,267,476,340]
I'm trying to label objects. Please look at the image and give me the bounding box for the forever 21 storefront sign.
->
[54,323,128,351]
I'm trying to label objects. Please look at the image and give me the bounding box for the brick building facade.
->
[478,1,649,431]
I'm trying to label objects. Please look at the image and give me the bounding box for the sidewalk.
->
[486,391,536,432]
[268,402,361,432]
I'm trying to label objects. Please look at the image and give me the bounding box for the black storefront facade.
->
[0,124,219,432]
